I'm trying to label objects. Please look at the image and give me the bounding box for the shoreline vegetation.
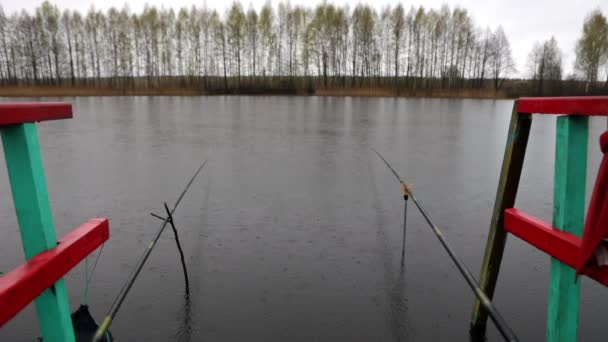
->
[0,2,607,99]
[0,85,511,98]
[1,77,605,98]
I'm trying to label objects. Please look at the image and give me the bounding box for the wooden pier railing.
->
[0,103,109,342]
[471,96,608,342]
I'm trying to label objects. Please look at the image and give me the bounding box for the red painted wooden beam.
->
[0,102,72,125]
[504,208,580,268]
[582,263,608,287]
[0,218,109,326]
[518,97,608,116]
[504,208,608,287]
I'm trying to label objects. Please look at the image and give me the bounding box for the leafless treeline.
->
[0,2,605,95]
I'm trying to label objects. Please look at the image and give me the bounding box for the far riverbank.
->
[0,85,512,99]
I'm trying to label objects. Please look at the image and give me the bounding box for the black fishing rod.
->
[371,149,518,342]
[93,160,208,341]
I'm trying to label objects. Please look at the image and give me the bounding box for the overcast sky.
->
[2,0,607,78]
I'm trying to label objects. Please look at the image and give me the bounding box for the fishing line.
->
[83,242,106,304]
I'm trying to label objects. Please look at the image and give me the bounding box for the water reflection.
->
[175,293,194,342]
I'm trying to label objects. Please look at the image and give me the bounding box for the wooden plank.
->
[0,102,72,125]
[470,102,532,337]
[518,97,608,116]
[0,218,109,326]
[504,208,579,269]
[504,208,608,287]
[547,115,588,342]
[0,123,76,342]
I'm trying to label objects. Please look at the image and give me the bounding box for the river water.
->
[0,96,606,341]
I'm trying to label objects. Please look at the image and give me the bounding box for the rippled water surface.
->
[0,96,607,341]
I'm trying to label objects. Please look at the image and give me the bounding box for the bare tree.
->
[488,26,515,90]
[575,10,608,91]
[259,2,274,81]
[246,7,258,78]
[527,37,562,95]
[227,2,245,86]
[390,4,405,87]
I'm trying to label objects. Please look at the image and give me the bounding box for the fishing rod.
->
[93,160,208,342]
[371,149,518,342]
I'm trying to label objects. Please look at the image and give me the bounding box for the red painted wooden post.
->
[0,218,109,326]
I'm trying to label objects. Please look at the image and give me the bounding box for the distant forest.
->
[0,1,607,97]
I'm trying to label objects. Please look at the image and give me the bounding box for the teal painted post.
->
[547,115,588,342]
[0,123,75,342]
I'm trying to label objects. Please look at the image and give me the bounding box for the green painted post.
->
[0,123,76,342]
[470,103,532,338]
[547,115,588,342]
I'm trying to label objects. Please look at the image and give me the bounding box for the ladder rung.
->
[504,208,608,287]
[0,218,109,326]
